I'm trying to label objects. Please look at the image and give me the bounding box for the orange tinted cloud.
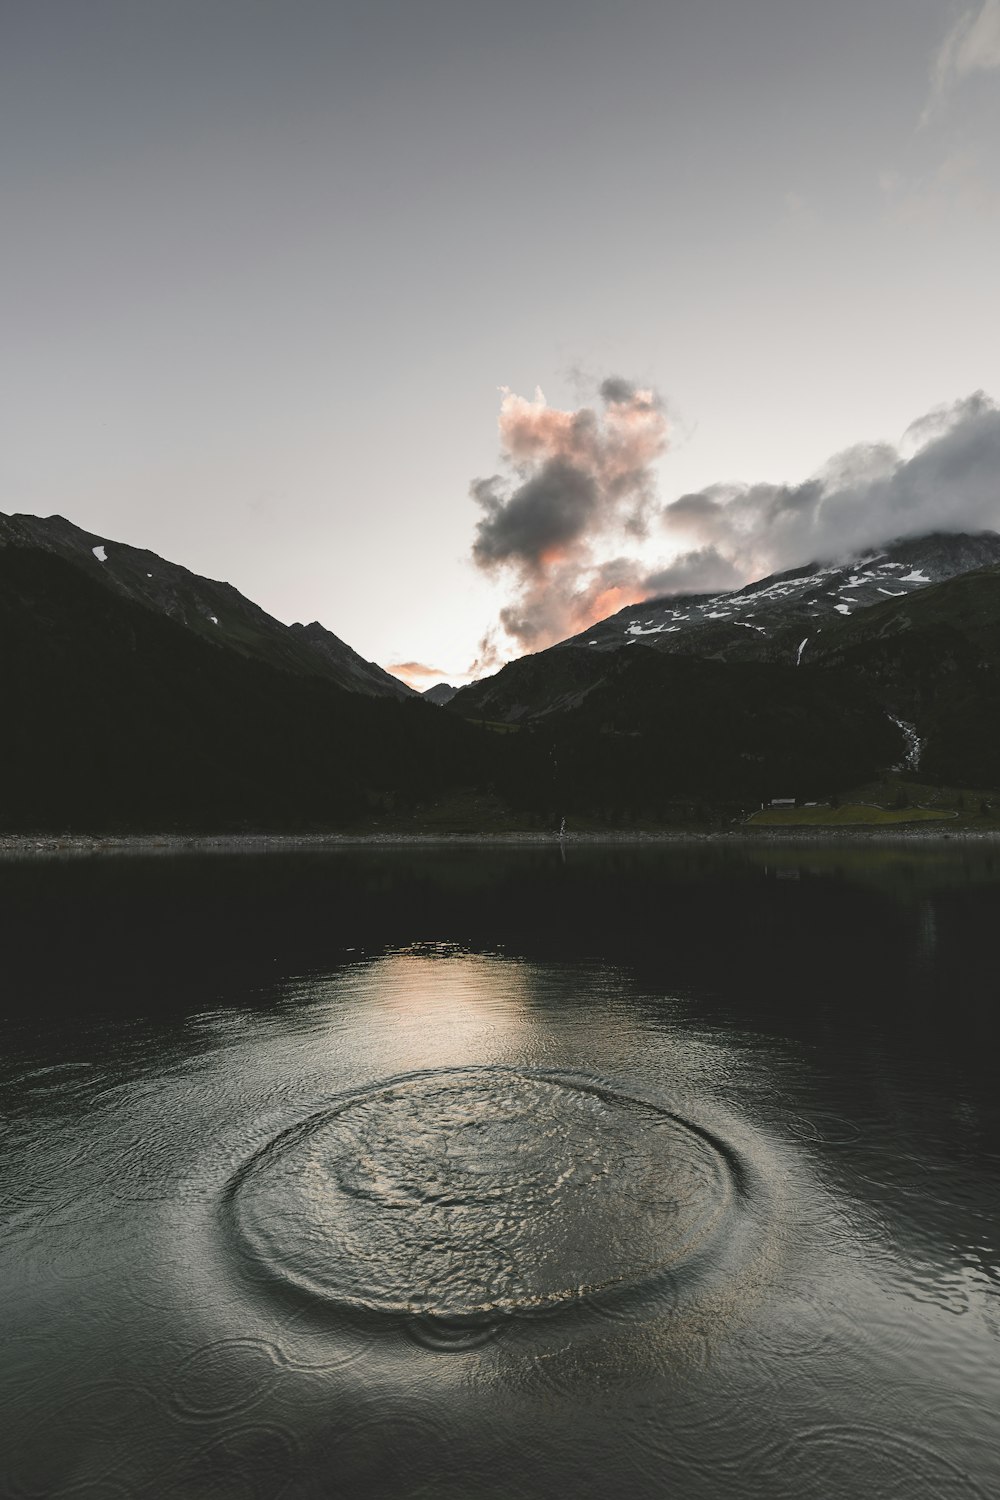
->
[388,660,444,687]
[470,378,669,651]
[582,582,642,626]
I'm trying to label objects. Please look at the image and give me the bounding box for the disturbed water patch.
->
[223,1067,749,1328]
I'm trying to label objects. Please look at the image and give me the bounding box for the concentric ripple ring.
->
[223,1067,748,1320]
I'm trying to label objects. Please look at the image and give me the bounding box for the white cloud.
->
[655,392,1000,593]
[927,0,1000,114]
[879,149,998,223]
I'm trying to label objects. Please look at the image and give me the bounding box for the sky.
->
[3,1,1000,685]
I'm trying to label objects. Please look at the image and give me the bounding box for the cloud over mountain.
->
[470,379,669,651]
[659,391,1000,590]
[470,386,1000,659]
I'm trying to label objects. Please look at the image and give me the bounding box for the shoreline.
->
[2,826,999,857]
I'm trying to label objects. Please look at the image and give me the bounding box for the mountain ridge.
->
[561,530,1000,667]
[0,511,415,701]
[451,531,1000,724]
[3,514,1000,830]
[421,683,460,705]
[0,544,487,830]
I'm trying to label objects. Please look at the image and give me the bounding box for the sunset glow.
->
[468,379,670,660]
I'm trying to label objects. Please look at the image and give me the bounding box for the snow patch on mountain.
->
[558,532,1000,663]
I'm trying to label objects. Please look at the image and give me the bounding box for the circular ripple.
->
[168,1337,284,1421]
[405,1311,504,1352]
[224,1067,743,1321]
[760,1424,991,1499]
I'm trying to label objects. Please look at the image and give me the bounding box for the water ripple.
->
[222,1066,752,1330]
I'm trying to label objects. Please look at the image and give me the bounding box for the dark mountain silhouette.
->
[0,511,414,700]
[0,546,488,831]
[447,532,1000,813]
[798,563,1000,787]
[450,533,1000,730]
[287,619,416,699]
[421,683,460,705]
[484,647,905,822]
[3,515,1000,831]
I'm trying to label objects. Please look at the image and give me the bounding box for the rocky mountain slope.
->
[490,651,905,818]
[451,532,1000,727]
[448,530,1000,802]
[561,531,1000,667]
[799,563,1000,787]
[287,620,416,698]
[421,683,460,706]
[0,512,415,700]
[4,512,1000,831]
[0,546,486,831]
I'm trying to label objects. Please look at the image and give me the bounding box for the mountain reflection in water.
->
[1,844,998,1498]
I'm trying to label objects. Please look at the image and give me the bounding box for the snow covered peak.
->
[561,531,1000,661]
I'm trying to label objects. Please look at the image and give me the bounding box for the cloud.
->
[650,391,1000,594]
[470,379,669,650]
[471,462,599,571]
[642,547,742,597]
[470,385,1000,662]
[926,0,1000,115]
[879,151,998,224]
[466,629,504,678]
[387,660,443,685]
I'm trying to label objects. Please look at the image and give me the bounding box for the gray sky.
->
[3,0,999,682]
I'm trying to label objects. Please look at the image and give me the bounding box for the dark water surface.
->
[1,843,998,1498]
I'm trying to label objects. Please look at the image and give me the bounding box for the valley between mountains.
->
[3,511,1000,834]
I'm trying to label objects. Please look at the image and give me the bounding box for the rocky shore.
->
[2,826,998,857]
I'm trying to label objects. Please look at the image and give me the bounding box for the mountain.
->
[288,620,417,699]
[451,532,1000,725]
[0,545,491,831]
[483,648,904,820]
[0,512,415,700]
[421,683,460,705]
[796,562,1000,787]
[448,530,1000,807]
[561,531,1000,667]
[4,512,1000,833]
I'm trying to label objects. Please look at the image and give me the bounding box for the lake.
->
[2,843,998,1498]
